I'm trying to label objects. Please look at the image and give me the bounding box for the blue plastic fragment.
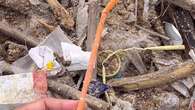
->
[88,80,109,97]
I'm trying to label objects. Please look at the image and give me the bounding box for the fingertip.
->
[61,100,78,110]
[45,98,78,110]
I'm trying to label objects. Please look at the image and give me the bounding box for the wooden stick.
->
[0,23,38,47]
[108,60,195,91]
[47,0,74,30]
[48,79,110,110]
[77,0,118,110]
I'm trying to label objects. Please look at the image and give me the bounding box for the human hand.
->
[16,98,78,110]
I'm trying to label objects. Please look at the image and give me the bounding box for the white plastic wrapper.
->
[29,39,91,72]
[61,42,91,71]
[29,46,61,76]
[29,46,60,69]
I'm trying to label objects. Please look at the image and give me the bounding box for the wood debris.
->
[108,60,195,91]
[0,23,39,47]
[48,79,110,110]
[47,0,75,30]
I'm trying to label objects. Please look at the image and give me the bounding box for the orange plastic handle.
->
[76,0,118,110]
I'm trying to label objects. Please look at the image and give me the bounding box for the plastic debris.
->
[88,80,109,97]
[28,45,61,76]
[0,72,44,110]
[29,46,61,71]
[0,61,29,74]
[13,26,90,76]
[181,77,194,89]
[165,22,183,45]
[171,82,190,98]
[13,26,69,75]
[61,42,91,71]
[29,42,91,72]
[12,55,36,73]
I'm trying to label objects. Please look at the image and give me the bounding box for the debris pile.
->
[1,0,195,110]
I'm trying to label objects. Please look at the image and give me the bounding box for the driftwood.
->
[48,79,110,110]
[166,0,195,11]
[0,23,38,47]
[47,0,74,30]
[108,60,195,91]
